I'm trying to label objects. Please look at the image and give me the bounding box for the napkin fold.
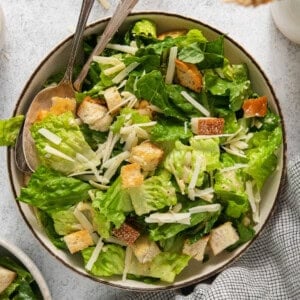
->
[122,156,300,300]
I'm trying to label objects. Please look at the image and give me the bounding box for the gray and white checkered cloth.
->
[122,157,300,300]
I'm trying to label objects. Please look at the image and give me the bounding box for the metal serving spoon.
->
[15,0,138,173]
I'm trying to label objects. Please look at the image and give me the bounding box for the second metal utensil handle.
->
[73,0,139,91]
[62,0,95,84]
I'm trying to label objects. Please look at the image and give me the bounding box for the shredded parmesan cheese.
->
[219,164,248,173]
[44,145,74,162]
[165,46,178,84]
[181,91,210,117]
[103,63,126,76]
[106,43,138,55]
[145,212,191,225]
[188,155,202,192]
[112,62,140,84]
[122,247,133,281]
[93,56,121,65]
[85,238,104,271]
[189,203,221,214]
[246,181,257,213]
[38,128,61,145]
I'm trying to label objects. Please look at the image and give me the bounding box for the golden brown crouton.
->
[129,142,164,172]
[50,96,76,115]
[77,96,112,132]
[35,110,49,122]
[209,222,239,256]
[242,96,268,118]
[183,236,209,261]
[121,163,144,188]
[0,266,17,294]
[104,86,122,114]
[112,223,140,245]
[64,229,94,254]
[175,59,202,93]
[157,30,188,40]
[131,235,161,263]
[191,117,225,135]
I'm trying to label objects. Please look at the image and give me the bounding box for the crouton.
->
[209,222,239,256]
[0,266,17,294]
[157,30,187,40]
[175,59,202,93]
[129,141,164,172]
[50,97,76,115]
[131,235,161,263]
[112,223,140,245]
[104,86,122,114]
[64,229,94,254]
[183,236,209,261]
[77,96,112,132]
[242,96,268,118]
[35,110,49,122]
[191,117,225,135]
[121,163,144,188]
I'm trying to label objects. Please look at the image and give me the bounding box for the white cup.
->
[271,0,300,44]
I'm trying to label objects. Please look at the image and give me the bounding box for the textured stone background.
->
[0,0,299,299]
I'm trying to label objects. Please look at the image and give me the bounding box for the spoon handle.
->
[62,0,95,84]
[74,0,139,91]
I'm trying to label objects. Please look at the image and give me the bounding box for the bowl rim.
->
[0,238,52,299]
[7,11,287,292]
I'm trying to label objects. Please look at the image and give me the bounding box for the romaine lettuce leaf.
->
[128,171,177,216]
[149,199,220,241]
[110,107,151,134]
[245,127,282,188]
[128,252,190,283]
[190,137,221,171]
[50,207,82,236]
[135,70,186,120]
[204,65,252,111]
[92,177,133,229]
[79,123,108,150]
[165,84,200,115]
[150,118,192,142]
[18,165,91,213]
[82,244,125,276]
[0,115,24,146]
[214,154,249,218]
[164,140,205,189]
[31,112,99,175]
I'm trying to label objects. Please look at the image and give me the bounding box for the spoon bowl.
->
[16,0,139,173]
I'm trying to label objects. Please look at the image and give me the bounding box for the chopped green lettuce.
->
[128,171,177,216]
[150,118,192,142]
[164,140,206,189]
[0,256,37,299]
[214,154,249,218]
[110,107,151,134]
[245,127,282,188]
[92,177,133,230]
[50,207,81,236]
[36,210,67,249]
[0,115,24,146]
[204,64,252,111]
[18,165,91,213]
[128,252,190,283]
[31,112,99,175]
[131,19,157,39]
[135,70,186,120]
[82,244,125,276]
[190,137,221,171]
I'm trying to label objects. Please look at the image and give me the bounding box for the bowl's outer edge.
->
[7,11,287,292]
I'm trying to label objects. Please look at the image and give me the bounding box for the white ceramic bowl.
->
[0,238,51,299]
[8,12,286,291]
